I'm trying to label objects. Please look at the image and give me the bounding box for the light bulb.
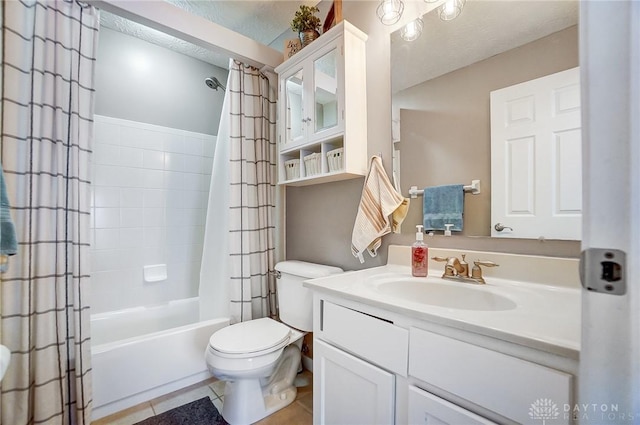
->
[400,18,423,42]
[377,0,405,25]
[439,0,465,21]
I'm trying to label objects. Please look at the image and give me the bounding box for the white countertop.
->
[304,264,581,359]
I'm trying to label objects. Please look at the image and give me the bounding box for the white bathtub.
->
[91,297,229,420]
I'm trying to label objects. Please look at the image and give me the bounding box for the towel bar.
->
[408,180,480,199]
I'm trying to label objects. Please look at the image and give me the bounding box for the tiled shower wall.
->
[90,115,216,314]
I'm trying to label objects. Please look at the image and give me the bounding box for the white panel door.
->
[314,339,395,425]
[491,67,581,240]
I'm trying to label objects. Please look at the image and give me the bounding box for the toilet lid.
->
[209,317,291,355]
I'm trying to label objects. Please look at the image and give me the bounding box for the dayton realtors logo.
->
[529,398,560,424]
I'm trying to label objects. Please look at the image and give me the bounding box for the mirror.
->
[391,1,579,237]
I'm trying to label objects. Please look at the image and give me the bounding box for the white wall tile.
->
[118,248,145,269]
[143,227,165,247]
[143,189,166,208]
[95,187,120,207]
[120,227,144,248]
[94,120,121,146]
[94,207,120,228]
[119,147,144,168]
[203,137,216,157]
[143,245,166,265]
[164,134,184,153]
[184,136,203,156]
[183,155,203,174]
[164,152,185,172]
[92,249,120,272]
[143,208,165,227]
[91,116,214,312]
[164,171,184,189]
[94,143,120,165]
[143,169,165,189]
[143,150,165,170]
[183,173,203,191]
[95,228,120,250]
[121,208,144,228]
[120,188,144,208]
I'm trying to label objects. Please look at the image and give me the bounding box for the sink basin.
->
[373,279,517,311]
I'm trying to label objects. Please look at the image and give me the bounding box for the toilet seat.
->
[208,318,292,359]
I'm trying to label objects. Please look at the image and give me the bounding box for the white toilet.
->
[205,260,343,424]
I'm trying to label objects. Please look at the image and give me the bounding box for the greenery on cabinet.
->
[291,5,322,47]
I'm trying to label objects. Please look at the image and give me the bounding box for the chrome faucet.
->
[432,255,499,284]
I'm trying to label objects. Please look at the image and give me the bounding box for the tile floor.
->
[92,370,313,425]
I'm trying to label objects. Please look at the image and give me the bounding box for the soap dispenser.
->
[412,225,428,277]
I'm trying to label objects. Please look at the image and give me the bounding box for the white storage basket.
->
[284,159,300,180]
[303,152,322,176]
[326,147,344,173]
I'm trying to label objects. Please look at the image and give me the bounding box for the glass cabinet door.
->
[313,48,338,135]
[284,69,305,146]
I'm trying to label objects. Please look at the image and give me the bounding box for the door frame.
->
[579,0,640,421]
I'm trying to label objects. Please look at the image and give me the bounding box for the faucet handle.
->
[431,256,449,262]
[470,260,499,283]
[474,260,499,268]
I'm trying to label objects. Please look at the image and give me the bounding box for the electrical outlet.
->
[580,248,626,295]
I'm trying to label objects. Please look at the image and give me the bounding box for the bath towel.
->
[423,184,464,231]
[1,162,18,273]
[351,156,409,263]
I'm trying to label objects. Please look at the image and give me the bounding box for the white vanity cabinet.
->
[311,294,577,425]
[275,21,368,186]
[313,300,408,425]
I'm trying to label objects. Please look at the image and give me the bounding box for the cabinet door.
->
[282,67,306,147]
[312,46,339,138]
[314,339,395,425]
[408,386,498,425]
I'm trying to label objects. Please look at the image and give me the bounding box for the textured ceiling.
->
[99,0,579,89]
[99,0,323,70]
[391,0,579,93]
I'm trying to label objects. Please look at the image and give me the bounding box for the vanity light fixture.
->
[400,18,424,42]
[439,0,466,21]
[377,0,404,25]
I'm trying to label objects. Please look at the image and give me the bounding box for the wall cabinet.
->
[275,21,368,186]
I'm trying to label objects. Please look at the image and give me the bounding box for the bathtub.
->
[91,297,229,420]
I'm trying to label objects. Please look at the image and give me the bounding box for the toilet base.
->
[221,344,301,425]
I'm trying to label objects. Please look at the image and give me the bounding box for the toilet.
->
[205,260,343,424]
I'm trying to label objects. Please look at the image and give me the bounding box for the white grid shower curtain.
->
[0,1,98,423]
[228,60,277,323]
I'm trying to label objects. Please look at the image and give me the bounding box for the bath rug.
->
[134,397,228,425]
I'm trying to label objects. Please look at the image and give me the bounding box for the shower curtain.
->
[0,1,98,423]
[200,60,277,324]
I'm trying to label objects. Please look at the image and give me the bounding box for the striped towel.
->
[351,156,409,263]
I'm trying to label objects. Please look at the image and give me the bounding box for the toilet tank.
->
[274,261,343,331]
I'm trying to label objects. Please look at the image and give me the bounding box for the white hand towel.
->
[351,156,409,263]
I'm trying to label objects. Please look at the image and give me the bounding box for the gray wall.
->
[286,1,393,271]
[286,6,580,271]
[95,27,227,135]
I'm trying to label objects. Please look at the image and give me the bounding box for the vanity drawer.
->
[408,385,498,425]
[320,301,408,375]
[409,328,572,425]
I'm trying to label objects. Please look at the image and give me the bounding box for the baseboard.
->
[301,354,313,372]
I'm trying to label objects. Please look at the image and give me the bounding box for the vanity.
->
[304,245,580,425]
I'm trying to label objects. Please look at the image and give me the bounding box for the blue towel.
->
[0,162,18,260]
[423,184,464,231]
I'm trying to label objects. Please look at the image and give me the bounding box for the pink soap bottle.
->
[412,225,428,277]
